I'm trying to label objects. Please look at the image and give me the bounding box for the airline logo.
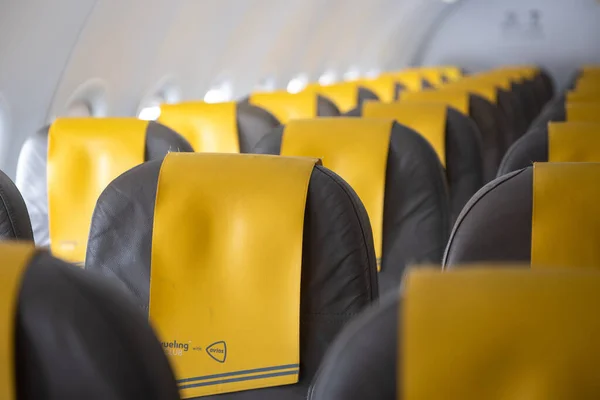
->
[206,341,227,363]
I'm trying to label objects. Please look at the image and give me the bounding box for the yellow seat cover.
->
[548,122,600,162]
[404,267,600,399]
[400,89,469,115]
[158,102,239,153]
[531,162,600,269]
[363,101,447,167]
[249,91,317,123]
[48,118,146,264]
[149,153,317,398]
[0,243,36,400]
[566,103,600,123]
[280,118,392,271]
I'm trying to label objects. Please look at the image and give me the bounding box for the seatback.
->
[499,122,600,175]
[0,169,33,241]
[246,91,339,124]
[253,119,450,294]
[1,242,179,399]
[85,153,378,399]
[158,102,279,153]
[309,267,600,400]
[445,163,600,268]
[305,82,379,113]
[352,102,483,222]
[15,119,193,260]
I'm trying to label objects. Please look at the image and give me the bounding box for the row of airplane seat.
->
[0,64,571,399]
[311,65,600,399]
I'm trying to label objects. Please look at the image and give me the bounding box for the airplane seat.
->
[307,82,380,114]
[528,98,566,130]
[0,169,34,241]
[309,267,600,400]
[245,92,340,125]
[537,68,555,102]
[236,102,281,152]
[444,162,600,268]
[499,121,600,176]
[4,243,179,399]
[467,94,508,182]
[253,119,451,294]
[350,102,483,223]
[158,102,279,153]
[85,153,378,399]
[316,95,342,117]
[495,89,523,149]
[15,119,193,258]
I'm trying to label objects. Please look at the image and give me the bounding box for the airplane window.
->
[255,77,276,92]
[138,96,163,121]
[318,71,338,85]
[343,68,361,81]
[65,100,92,117]
[366,68,381,78]
[286,75,308,94]
[204,81,233,103]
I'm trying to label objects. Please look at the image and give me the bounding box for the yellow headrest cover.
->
[444,81,497,104]
[566,91,600,103]
[403,267,600,399]
[249,91,317,123]
[48,118,146,264]
[575,77,600,92]
[383,71,423,92]
[280,118,392,271]
[400,89,469,115]
[158,102,239,153]
[566,103,600,122]
[307,82,360,113]
[360,76,398,103]
[362,101,447,167]
[149,153,317,398]
[532,162,600,269]
[0,243,35,400]
[548,122,600,162]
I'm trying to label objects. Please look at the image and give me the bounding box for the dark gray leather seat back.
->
[16,249,179,399]
[85,158,379,399]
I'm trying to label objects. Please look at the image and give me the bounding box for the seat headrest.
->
[350,102,484,222]
[86,153,378,398]
[445,162,600,269]
[566,90,600,103]
[249,91,340,123]
[15,120,192,249]
[0,169,33,241]
[310,267,600,400]
[1,243,179,399]
[499,122,600,175]
[305,82,379,113]
[566,103,600,122]
[158,101,279,153]
[362,102,447,166]
[400,89,469,115]
[253,119,450,294]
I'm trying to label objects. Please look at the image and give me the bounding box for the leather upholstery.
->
[253,122,451,294]
[308,290,401,400]
[468,94,510,182]
[15,122,193,247]
[443,168,532,267]
[85,161,379,399]
[0,169,33,241]
[498,127,548,176]
[344,106,483,223]
[17,250,179,399]
[236,102,281,152]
